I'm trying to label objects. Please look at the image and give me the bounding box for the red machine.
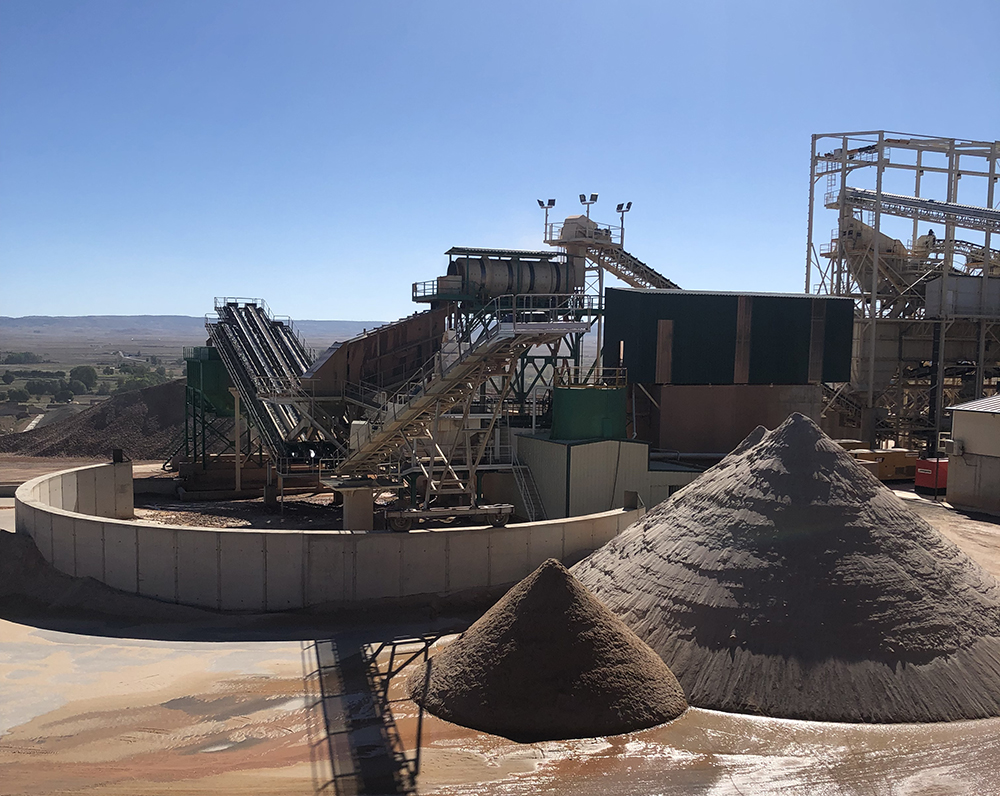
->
[915,458,948,493]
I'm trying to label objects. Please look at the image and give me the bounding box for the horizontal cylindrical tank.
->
[448,257,584,298]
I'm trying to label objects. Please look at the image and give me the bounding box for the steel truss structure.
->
[173,346,266,474]
[806,131,1000,447]
[325,293,597,509]
[189,208,680,517]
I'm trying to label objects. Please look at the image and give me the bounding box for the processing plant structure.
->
[175,205,682,529]
[807,130,1000,448]
[173,127,1000,525]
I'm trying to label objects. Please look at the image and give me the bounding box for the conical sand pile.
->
[573,413,1000,723]
[407,559,687,741]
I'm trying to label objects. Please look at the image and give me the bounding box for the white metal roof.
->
[948,395,1000,414]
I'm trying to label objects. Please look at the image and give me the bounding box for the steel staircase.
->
[512,459,546,521]
[335,294,596,475]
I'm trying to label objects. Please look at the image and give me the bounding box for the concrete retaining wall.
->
[14,463,642,612]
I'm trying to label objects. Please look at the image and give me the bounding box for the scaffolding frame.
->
[806,130,1000,447]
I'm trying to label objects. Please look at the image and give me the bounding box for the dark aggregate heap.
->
[407,559,687,742]
[573,413,1000,723]
[0,380,185,459]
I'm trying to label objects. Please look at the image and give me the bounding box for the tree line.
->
[1,363,169,404]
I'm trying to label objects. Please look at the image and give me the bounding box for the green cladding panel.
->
[185,347,235,415]
[551,386,627,440]
[822,299,854,382]
[747,295,812,384]
[603,288,853,385]
[603,290,738,385]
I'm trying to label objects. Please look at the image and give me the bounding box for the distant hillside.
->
[0,315,386,350]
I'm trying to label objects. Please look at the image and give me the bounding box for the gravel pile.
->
[573,413,1000,723]
[407,558,687,742]
[0,380,185,460]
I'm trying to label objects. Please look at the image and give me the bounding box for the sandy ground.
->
[4,476,1000,793]
[5,624,1000,796]
[0,456,109,488]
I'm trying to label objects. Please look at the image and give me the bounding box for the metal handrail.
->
[554,364,627,387]
[546,220,621,245]
[336,293,597,469]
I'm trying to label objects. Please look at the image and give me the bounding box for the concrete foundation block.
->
[74,519,104,581]
[94,466,115,518]
[563,517,596,557]
[103,523,138,593]
[401,533,449,596]
[14,500,31,537]
[304,534,348,605]
[446,532,490,593]
[113,462,134,519]
[48,475,63,511]
[488,526,531,587]
[176,529,220,608]
[29,509,53,561]
[36,477,51,507]
[76,468,97,516]
[615,508,643,534]
[264,533,305,610]
[137,526,177,602]
[60,472,78,513]
[50,512,76,576]
[342,488,374,532]
[355,536,401,600]
[219,532,265,610]
[527,522,565,568]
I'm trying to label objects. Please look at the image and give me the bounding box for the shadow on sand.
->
[302,633,445,796]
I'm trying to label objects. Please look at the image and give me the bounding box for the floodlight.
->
[538,196,557,238]
[590,193,598,203]
[617,200,633,248]
[579,194,587,204]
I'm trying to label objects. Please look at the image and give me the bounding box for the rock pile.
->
[407,559,687,741]
[573,413,1000,722]
[0,380,185,460]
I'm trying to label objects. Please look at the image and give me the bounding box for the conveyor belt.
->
[841,188,1000,235]
[590,246,681,290]
[336,294,595,474]
[207,299,340,461]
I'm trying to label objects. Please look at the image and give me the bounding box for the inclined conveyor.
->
[841,188,1000,235]
[335,294,596,475]
[207,299,341,463]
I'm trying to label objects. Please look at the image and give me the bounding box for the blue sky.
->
[2,0,998,322]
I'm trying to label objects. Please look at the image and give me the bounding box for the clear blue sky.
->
[2,0,997,322]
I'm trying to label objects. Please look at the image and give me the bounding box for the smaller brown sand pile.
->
[574,413,1000,723]
[407,558,687,742]
[0,380,184,460]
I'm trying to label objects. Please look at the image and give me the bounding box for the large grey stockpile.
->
[407,558,687,742]
[573,413,1000,723]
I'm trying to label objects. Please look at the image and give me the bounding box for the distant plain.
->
[0,315,382,366]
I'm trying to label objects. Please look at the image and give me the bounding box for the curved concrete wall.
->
[14,463,643,612]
